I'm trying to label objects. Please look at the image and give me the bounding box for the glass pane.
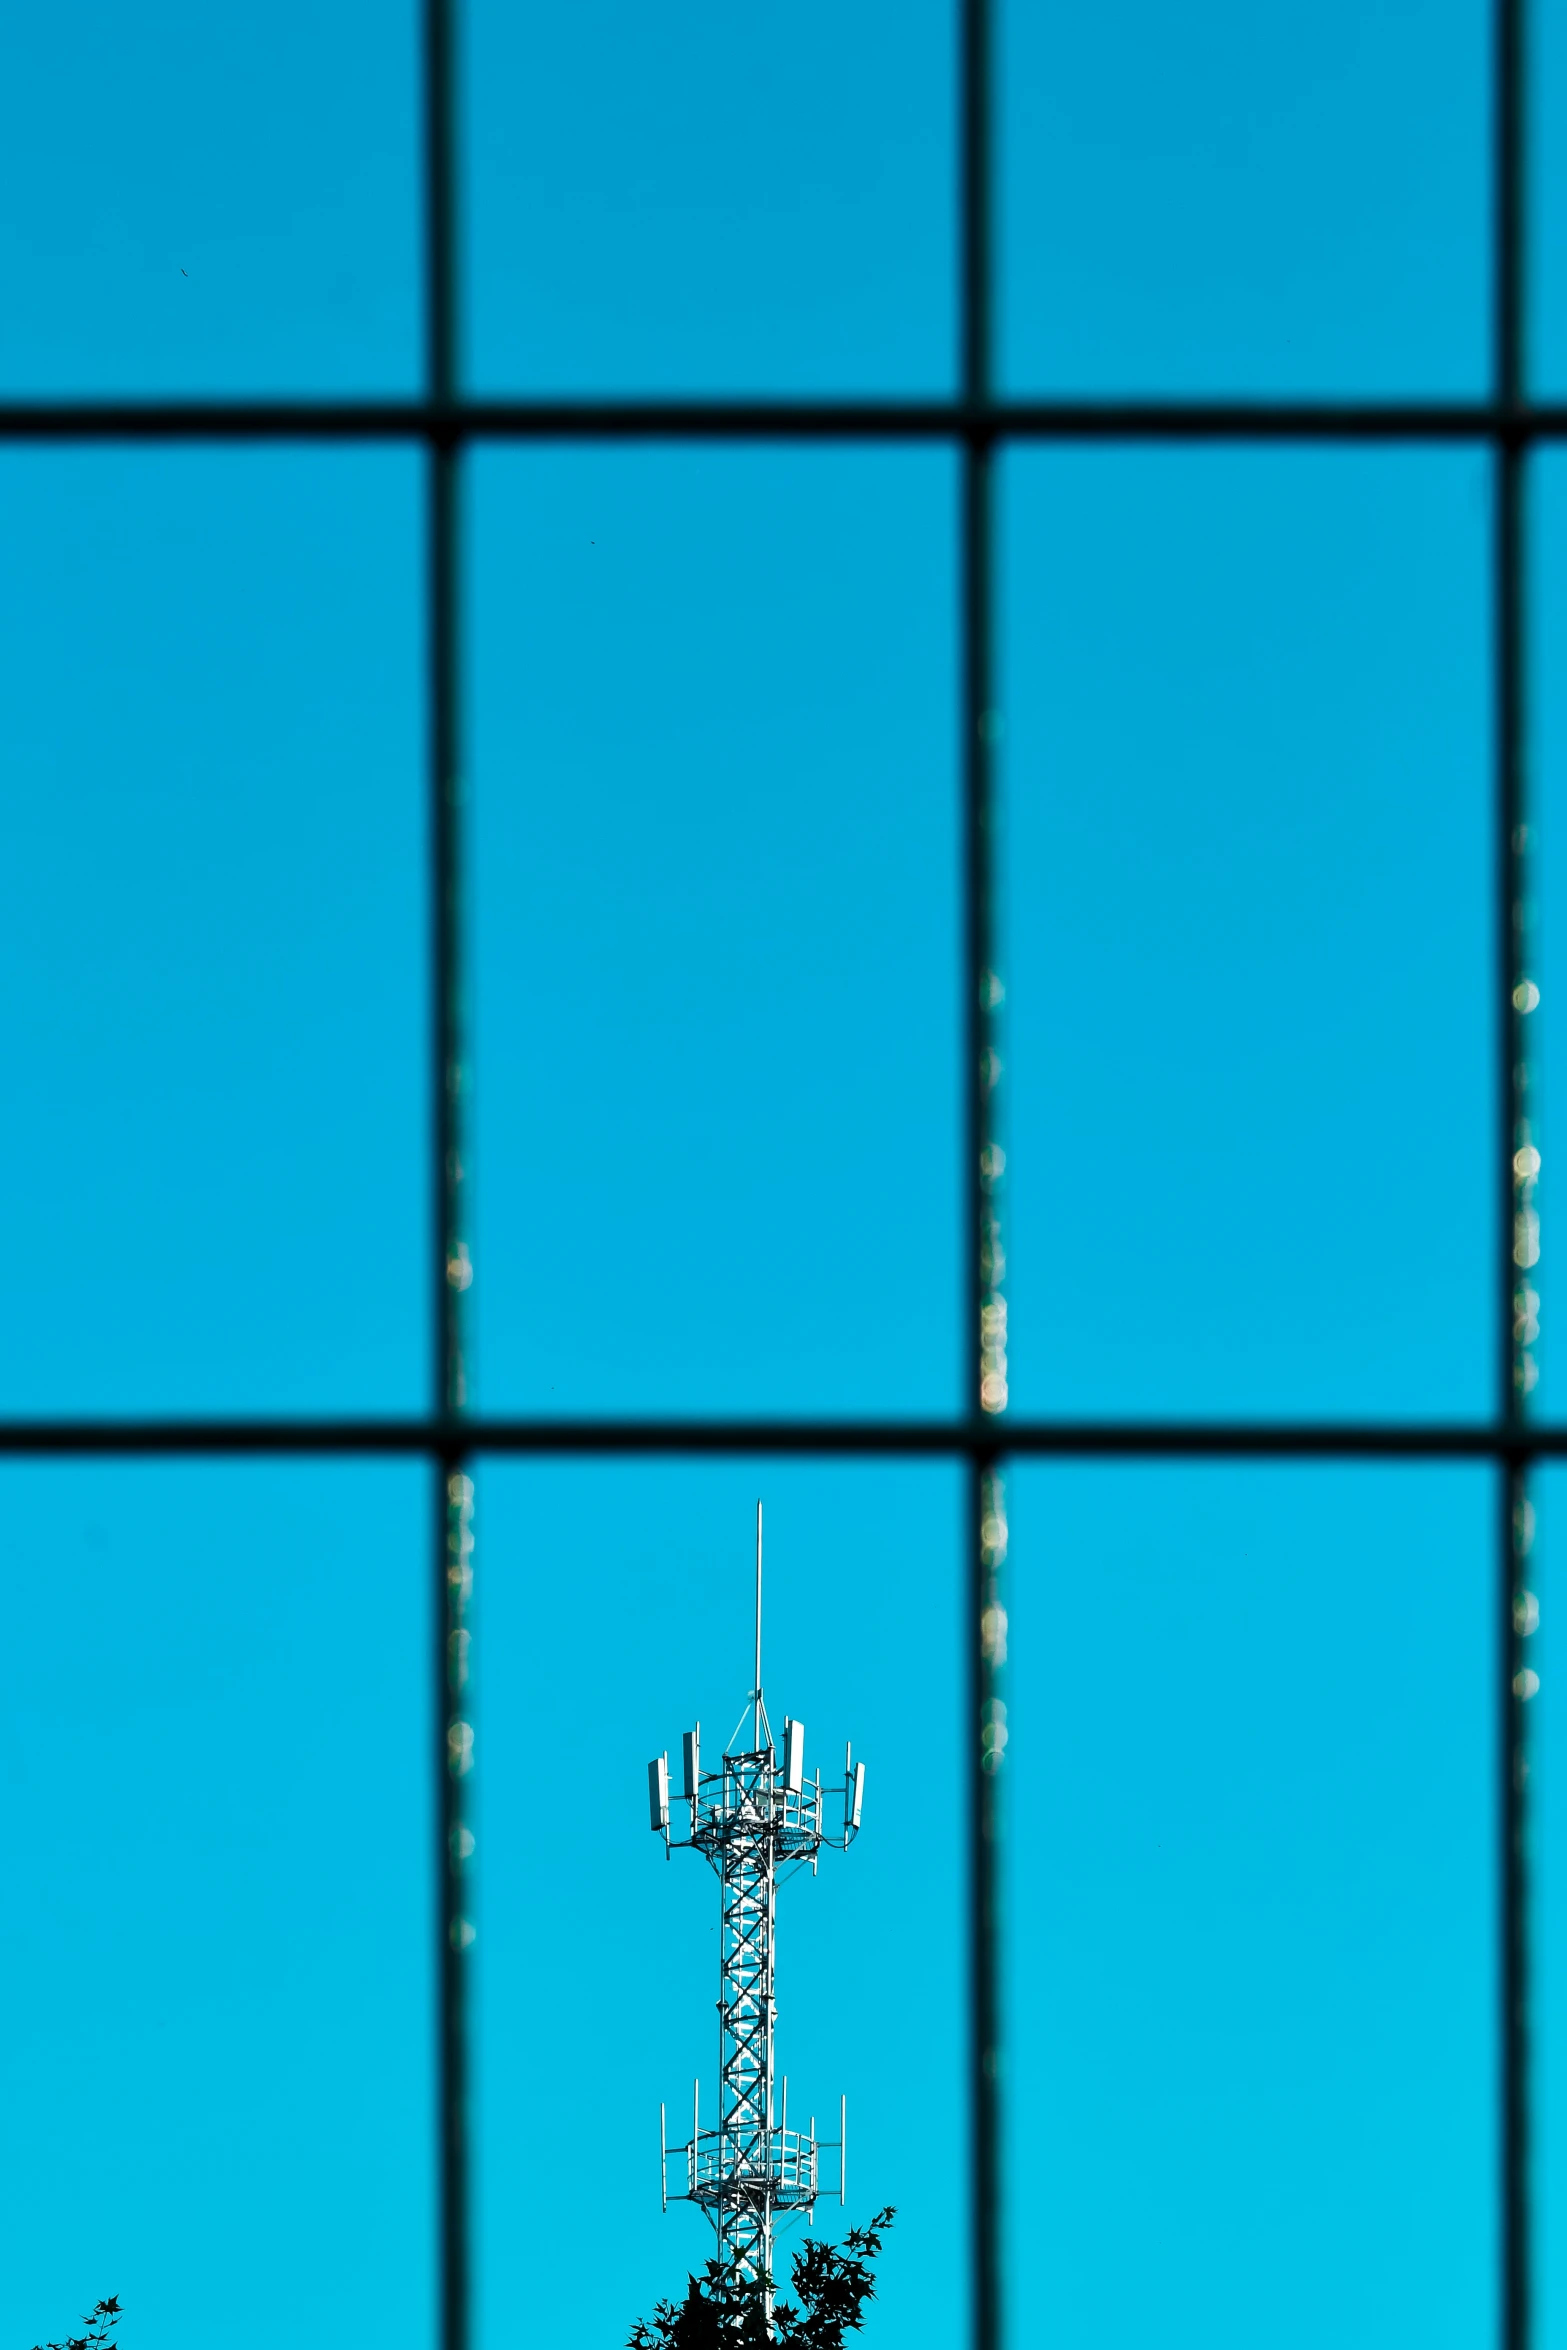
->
[470,446,959,1417]
[1002,446,1491,1421]
[1537,1466,1567,2350]
[463,0,954,394]
[1000,0,1488,396]
[1533,0,1567,394]
[473,1458,965,2350]
[1501,1484,1567,2340]
[0,1460,433,2350]
[0,4,419,393]
[1530,454,1567,1422]
[1006,1461,1495,2348]
[0,447,426,1416]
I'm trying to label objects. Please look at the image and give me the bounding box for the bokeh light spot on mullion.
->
[1001,444,1491,1422]
[469,445,960,1419]
[1528,453,1567,1424]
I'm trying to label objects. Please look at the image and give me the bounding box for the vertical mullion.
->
[961,0,1002,2344]
[1497,0,1530,2341]
[1501,442,1532,2350]
[425,0,470,2342]
[964,438,1003,2350]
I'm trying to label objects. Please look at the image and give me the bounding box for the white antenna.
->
[754,1498,763,1750]
[647,1508,866,2299]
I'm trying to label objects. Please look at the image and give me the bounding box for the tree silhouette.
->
[628,2209,894,2349]
[31,2297,122,2350]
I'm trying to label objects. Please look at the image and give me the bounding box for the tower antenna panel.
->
[646,1506,865,2320]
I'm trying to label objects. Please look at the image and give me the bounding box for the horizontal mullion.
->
[0,398,1555,444]
[0,1416,1551,1458]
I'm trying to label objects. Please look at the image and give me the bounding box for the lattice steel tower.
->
[646,1504,866,2321]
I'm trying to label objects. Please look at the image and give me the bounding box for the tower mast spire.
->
[754,1498,763,1751]
[647,1510,866,2331]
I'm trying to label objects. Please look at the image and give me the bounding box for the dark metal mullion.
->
[960,1,1003,2345]
[6,398,1567,442]
[963,441,1004,2347]
[424,0,470,2340]
[1499,454,1533,2350]
[5,1417,1567,1457]
[1497,0,1530,2337]
[436,1447,472,2350]
[1499,448,1532,2350]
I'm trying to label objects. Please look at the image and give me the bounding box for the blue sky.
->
[0,3,1555,2348]
[0,1462,434,2345]
[474,1463,966,2350]
[1009,1463,1496,2347]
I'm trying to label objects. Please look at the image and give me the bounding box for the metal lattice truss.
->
[651,1703,864,2315]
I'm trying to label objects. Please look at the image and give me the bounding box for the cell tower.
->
[646,1502,866,2322]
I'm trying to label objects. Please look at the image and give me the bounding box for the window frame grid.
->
[0,2,1536,2348]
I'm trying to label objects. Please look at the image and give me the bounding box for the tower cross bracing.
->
[647,1506,865,2319]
